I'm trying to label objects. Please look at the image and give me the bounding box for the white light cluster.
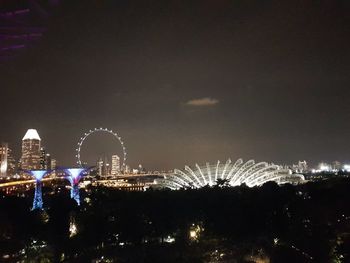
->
[343,164,350,172]
[160,159,305,190]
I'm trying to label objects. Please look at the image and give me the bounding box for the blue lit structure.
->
[64,168,87,205]
[27,170,50,210]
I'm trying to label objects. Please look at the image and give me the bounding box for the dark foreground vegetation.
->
[1,178,350,262]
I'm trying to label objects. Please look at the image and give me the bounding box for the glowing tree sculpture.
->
[64,168,87,205]
[28,170,50,210]
[159,159,305,190]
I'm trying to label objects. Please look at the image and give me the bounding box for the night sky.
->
[1,0,350,169]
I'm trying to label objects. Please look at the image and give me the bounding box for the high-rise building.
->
[97,156,112,177]
[0,143,9,178]
[51,159,57,170]
[40,147,51,170]
[111,155,120,175]
[20,129,41,170]
[45,153,51,170]
[40,147,46,169]
[50,158,57,177]
[97,157,103,176]
[0,143,16,178]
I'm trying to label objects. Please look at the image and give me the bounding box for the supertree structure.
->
[64,168,88,205]
[27,170,50,210]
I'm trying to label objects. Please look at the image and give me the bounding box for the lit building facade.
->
[97,157,111,177]
[20,129,41,170]
[0,143,9,178]
[40,147,51,170]
[0,143,16,178]
[111,155,120,175]
[51,159,57,170]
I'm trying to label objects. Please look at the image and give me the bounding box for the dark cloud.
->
[186,97,219,107]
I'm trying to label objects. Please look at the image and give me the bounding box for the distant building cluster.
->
[96,155,146,177]
[1,128,349,190]
[312,161,350,173]
[96,154,121,177]
[0,128,148,182]
[284,160,350,175]
[0,129,57,179]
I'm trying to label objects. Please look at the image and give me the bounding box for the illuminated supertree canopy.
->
[27,169,50,210]
[159,159,305,190]
[30,170,47,180]
[64,168,88,205]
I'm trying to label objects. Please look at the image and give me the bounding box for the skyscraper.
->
[51,159,57,170]
[0,143,9,178]
[97,157,103,176]
[40,147,51,170]
[50,158,57,177]
[111,155,120,175]
[1,143,16,178]
[20,129,41,170]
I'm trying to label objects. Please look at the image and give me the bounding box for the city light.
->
[189,224,203,241]
[69,217,78,238]
[159,159,305,190]
[343,165,350,172]
[319,164,330,172]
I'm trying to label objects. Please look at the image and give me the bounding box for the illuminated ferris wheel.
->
[76,128,127,169]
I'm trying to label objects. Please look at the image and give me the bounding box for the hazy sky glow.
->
[1,0,350,169]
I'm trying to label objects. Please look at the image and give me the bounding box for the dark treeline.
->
[0,178,350,262]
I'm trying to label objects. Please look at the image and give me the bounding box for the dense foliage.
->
[1,178,350,262]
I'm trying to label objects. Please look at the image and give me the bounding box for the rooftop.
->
[22,129,41,141]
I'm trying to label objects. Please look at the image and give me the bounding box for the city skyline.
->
[1,127,350,175]
[1,1,350,169]
[1,2,350,261]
